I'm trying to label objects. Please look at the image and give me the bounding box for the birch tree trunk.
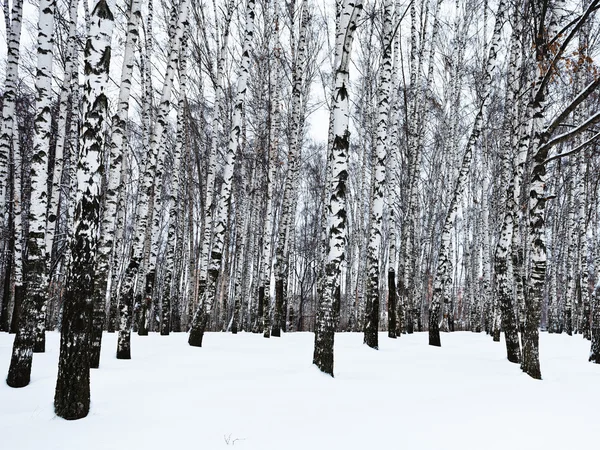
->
[0,0,24,331]
[313,0,363,376]
[429,0,505,347]
[197,0,235,312]
[0,0,23,232]
[54,0,114,419]
[6,0,55,387]
[44,0,78,271]
[139,0,191,335]
[273,0,309,336]
[89,0,141,368]
[364,0,392,350]
[523,0,600,378]
[161,32,188,336]
[265,2,282,338]
[117,0,190,358]
[188,0,257,348]
[493,7,522,362]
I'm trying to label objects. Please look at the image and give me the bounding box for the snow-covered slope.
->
[1,331,598,449]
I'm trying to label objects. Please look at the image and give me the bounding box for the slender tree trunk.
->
[188,0,256,347]
[117,0,190,356]
[196,0,235,315]
[54,0,114,419]
[428,0,505,347]
[161,33,188,336]
[0,0,24,231]
[89,0,141,369]
[364,0,392,350]
[313,0,363,376]
[261,1,281,338]
[6,0,56,387]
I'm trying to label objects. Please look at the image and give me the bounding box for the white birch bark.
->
[89,0,141,367]
[197,0,235,305]
[161,31,188,336]
[273,0,309,336]
[364,0,393,349]
[7,0,56,385]
[0,0,23,229]
[117,0,191,357]
[44,0,79,267]
[313,0,363,376]
[522,0,600,379]
[28,0,57,353]
[54,0,114,419]
[138,0,193,335]
[188,0,257,347]
[428,0,506,347]
[262,0,282,338]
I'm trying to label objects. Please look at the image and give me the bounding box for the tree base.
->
[364,331,378,349]
[188,328,204,347]
[313,329,334,377]
[33,335,45,353]
[429,329,441,347]
[116,348,131,359]
[6,366,31,388]
[505,332,521,364]
[54,333,90,420]
[90,347,101,369]
[116,333,131,359]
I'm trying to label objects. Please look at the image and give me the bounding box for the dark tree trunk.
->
[388,270,397,338]
[10,283,22,333]
[89,298,104,368]
[256,285,264,333]
[107,290,118,332]
[138,270,155,336]
[0,259,12,331]
[53,279,92,419]
[6,289,36,387]
[271,279,284,337]
[590,291,600,363]
[187,312,208,347]
[32,294,46,352]
[160,291,171,336]
[0,257,12,332]
[0,198,13,332]
[364,277,379,349]
[429,312,441,347]
[116,283,134,359]
[188,269,218,347]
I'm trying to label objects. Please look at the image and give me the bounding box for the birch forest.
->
[2,0,600,425]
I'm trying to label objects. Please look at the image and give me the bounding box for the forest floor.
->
[1,330,598,449]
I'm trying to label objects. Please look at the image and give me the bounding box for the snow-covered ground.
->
[1,331,598,449]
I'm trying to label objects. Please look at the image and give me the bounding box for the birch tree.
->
[313,0,363,376]
[0,0,23,231]
[523,0,600,379]
[363,0,392,350]
[90,0,141,368]
[188,0,257,347]
[117,0,191,358]
[429,0,506,347]
[6,0,56,387]
[54,0,114,419]
[0,0,24,332]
